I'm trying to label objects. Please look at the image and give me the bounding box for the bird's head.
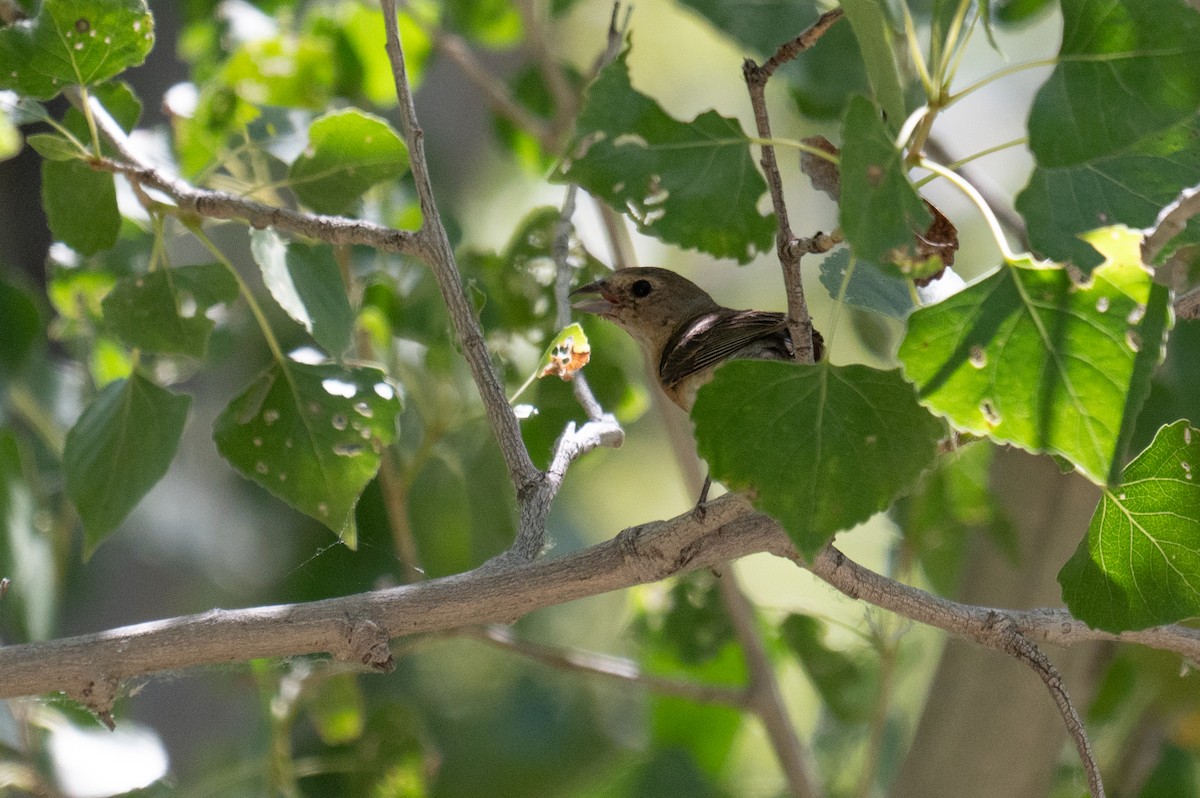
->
[570,267,720,353]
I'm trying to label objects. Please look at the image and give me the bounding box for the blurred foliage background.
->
[1,0,1199,796]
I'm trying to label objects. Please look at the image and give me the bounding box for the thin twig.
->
[717,573,824,798]
[924,134,1028,248]
[742,10,844,365]
[461,625,748,707]
[1177,285,1200,320]
[553,185,606,421]
[381,0,541,496]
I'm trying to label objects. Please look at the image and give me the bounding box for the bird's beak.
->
[570,279,617,315]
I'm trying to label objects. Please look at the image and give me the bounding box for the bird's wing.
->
[658,309,792,388]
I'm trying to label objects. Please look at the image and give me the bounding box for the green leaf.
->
[0,276,43,372]
[0,107,18,161]
[1132,318,1200,455]
[101,264,238,357]
[675,0,822,57]
[63,372,191,556]
[786,19,871,120]
[212,361,401,545]
[219,30,335,110]
[25,132,81,161]
[840,0,906,126]
[442,0,523,48]
[250,230,355,357]
[289,108,409,215]
[303,673,365,746]
[818,247,915,319]
[1027,0,1200,169]
[899,229,1171,485]
[1017,113,1200,269]
[779,614,878,724]
[0,0,155,100]
[991,0,1056,25]
[41,159,119,255]
[839,95,932,274]
[693,361,943,556]
[1058,420,1200,631]
[553,47,775,264]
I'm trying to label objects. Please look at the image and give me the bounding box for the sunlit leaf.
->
[63,372,191,556]
[537,323,590,381]
[41,159,118,255]
[213,361,401,546]
[102,264,238,357]
[899,228,1172,485]
[553,47,774,264]
[0,0,154,100]
[303,673,365,746]
[250,230,354,357]
[1059,420,1200,631]
[693,361,943,556]
[289,108,409,215]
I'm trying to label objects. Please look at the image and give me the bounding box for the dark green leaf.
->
[250,230,354,357]
[786,19,871,120]
[693,361,943,556]
[1059,420,1200,631]
[992,0,1056,25]
[1017,114,1200,269]
[0,276,43,371]
[289,108,409,215]
[101,263,238,357]
[895,442,1016,594]
[818,247,915,319]
[676,0,822,56]
[1140,746,1199,798]
[63,373,191,556]
[553,47,775,264]
[1027,0,1200,169]
[780,614,877,723]
[899,233,1171,485]
[213,361,401,545]
[41,159,119,255]
[1132,319,1200,455]
[839,95,932,274]
[441,0,523,48]
[840,0,906,125]
[0,0,155,100]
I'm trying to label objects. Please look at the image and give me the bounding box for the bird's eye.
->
[630,279,653,298]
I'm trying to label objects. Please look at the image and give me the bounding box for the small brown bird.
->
[570,267,824,411]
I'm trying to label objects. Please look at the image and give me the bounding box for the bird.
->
[570,267,824,412]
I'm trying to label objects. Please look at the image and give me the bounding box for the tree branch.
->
[381,0,541,495]
[1142,180,1200,264]
[742,10,844,366]
[2,496,1198,751]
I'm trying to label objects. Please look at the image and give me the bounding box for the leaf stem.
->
[918,158,1020,263]
[188,224,288,366]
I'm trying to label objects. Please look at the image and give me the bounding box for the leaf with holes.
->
[102,264,238,357]
[1059,420,1200,631]
[552,47,774,264]
[0,0,155,100]
[693,361,943,557]
[899,227,1171,485]
[63,373,191,556]
[213,361,401,547]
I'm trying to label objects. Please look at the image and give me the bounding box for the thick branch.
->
[3,498,1200,723]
